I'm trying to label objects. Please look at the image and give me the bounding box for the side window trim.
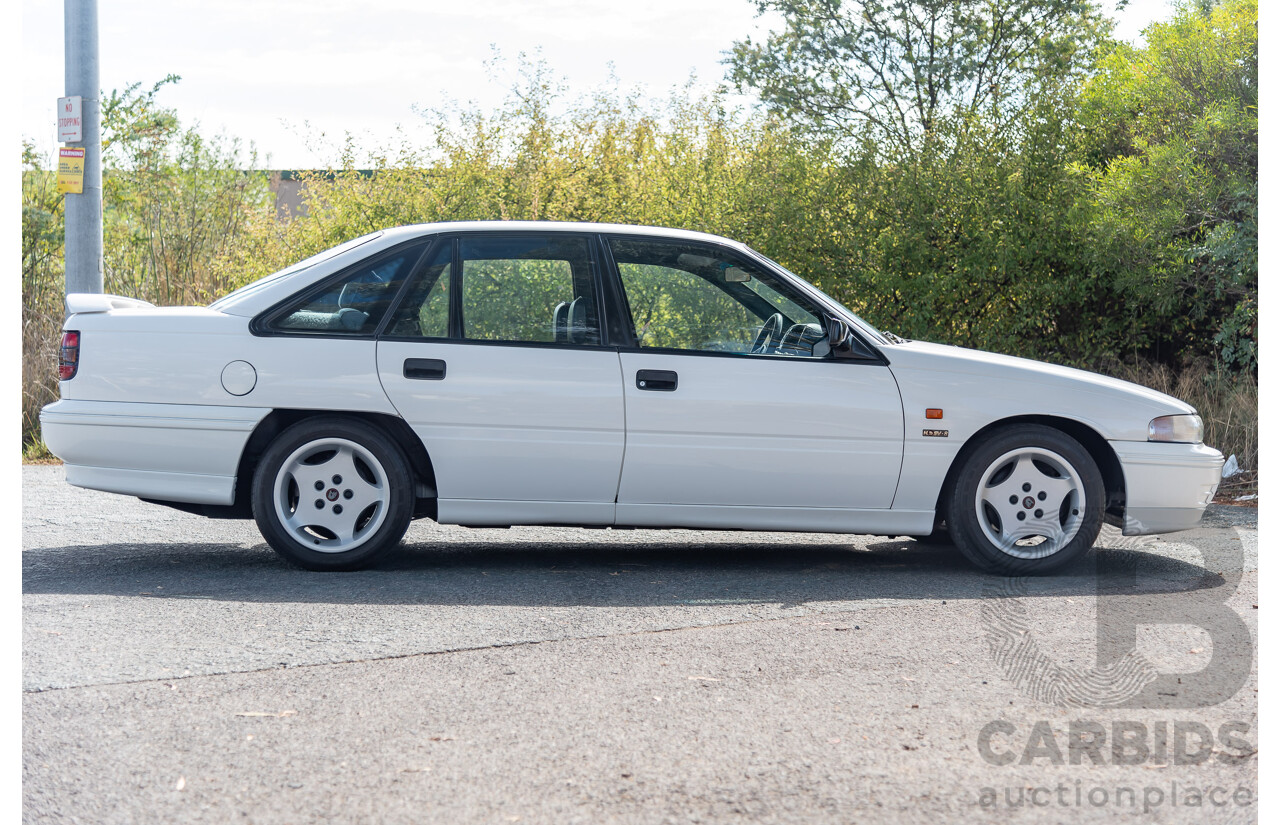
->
[593,235,633,349]
[585,236,611,347]
[251,238,432,338]
[449,237,464,339]
[597,233,644,348]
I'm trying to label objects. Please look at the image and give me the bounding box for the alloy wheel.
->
[272,437,390,553]
[973,447,1086,560]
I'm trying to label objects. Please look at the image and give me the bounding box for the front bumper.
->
[40,399,270,505]
[1110,440,1225,535]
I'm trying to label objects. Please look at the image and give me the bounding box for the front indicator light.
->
[1148,414,1203,444]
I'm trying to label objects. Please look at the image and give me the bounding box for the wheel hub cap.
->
[975,447,1085,560]
[272,437,389,553]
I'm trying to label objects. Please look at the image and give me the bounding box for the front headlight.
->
[1148,414,1203,443]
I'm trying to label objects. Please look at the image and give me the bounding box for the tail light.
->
[59,331,80,380]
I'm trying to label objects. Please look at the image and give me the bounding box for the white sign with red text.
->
[58,96,83,143]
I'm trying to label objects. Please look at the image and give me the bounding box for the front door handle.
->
[636,369,678,391]
[404,358,446,380]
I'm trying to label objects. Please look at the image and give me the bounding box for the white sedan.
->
[40,222,1223,573]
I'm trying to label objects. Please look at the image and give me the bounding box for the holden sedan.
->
[40,222,1223,574]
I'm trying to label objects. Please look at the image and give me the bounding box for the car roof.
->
[379,221,750,250]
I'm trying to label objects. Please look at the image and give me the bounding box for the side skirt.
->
[438,499,934,535]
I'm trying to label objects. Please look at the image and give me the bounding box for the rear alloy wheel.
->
[252,417,414,571]
[947,425,1104,575]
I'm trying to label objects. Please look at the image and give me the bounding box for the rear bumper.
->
[40,400,270,505]
[1110,440,1224,535]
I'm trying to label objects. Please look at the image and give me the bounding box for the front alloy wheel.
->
[947,425,1104,575]
[974,447,1085,559]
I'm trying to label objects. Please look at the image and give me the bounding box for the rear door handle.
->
[404,358,446,380]
[636,369,677,391]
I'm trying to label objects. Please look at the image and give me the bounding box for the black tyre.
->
[946,424,1104,575]
[913,520,954,545]
[251,416,414,571]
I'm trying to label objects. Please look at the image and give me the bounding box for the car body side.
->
[40,222,1223,538]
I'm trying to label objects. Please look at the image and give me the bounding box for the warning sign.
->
[57,147,85,194]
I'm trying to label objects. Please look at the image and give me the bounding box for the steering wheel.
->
[752,313,785,354]
[778,323,805,353]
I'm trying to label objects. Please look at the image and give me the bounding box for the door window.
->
[608,238,829,357]
[461,236,599,345]
[386,235,601,346]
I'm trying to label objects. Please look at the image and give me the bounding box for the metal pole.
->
[64,0,103,296]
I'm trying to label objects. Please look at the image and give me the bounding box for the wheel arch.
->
[232,409,438,520]
[934,415,1126,527]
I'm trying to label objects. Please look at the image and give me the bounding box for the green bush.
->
[22,2,1258,474]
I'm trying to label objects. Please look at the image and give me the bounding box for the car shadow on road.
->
[22,534,1230,607]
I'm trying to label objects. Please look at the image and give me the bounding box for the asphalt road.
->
[23,466,1258,824]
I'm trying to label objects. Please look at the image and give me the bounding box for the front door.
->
[376,234,625,526]
[604,235,904,526]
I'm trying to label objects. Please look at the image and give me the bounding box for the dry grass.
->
[1098,359,1258,496]
[23,449,61,465]
[22,304,61,457]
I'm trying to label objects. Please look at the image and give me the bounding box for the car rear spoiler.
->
[66,293,156,314]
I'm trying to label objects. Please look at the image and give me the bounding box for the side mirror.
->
[824,316,878,360]
[824,316,850,347]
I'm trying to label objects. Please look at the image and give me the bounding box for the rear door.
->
[604,235,904,520]
[376,234,625,526]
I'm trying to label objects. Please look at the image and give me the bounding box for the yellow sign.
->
[57,147,85,194]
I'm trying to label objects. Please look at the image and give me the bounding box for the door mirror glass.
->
[824,316,850,347]
[826,316,879,360]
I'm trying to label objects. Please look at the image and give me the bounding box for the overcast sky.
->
[21,0,1180,169]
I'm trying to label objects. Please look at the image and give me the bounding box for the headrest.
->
[337,307,369,331]
[553,301,569,344]
[567,297,586,344]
